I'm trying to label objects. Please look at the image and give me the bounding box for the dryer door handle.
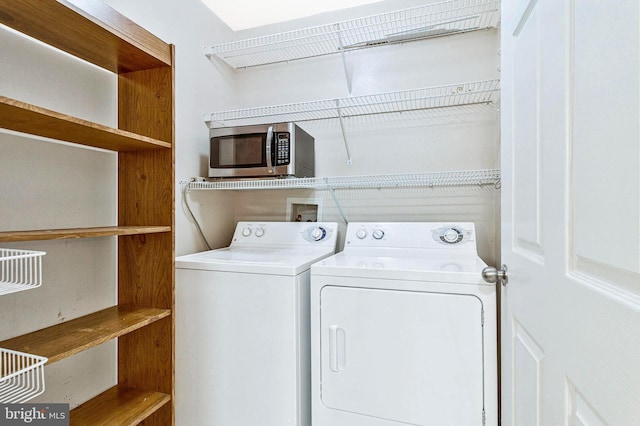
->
[329,325,347,372]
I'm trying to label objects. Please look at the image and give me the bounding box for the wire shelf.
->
[184,169,501,191]
[0,249,45,296]
[0,348,48,403]
[205,0,501,68]
[204,79,500,128]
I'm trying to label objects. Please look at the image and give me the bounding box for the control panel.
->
[345,223,392,247]
[431,225,475,246]
[304,226,329,242]
[274,132,290,166]
[354,227,386,241]
[345,222,477,250]
[232,221,337,246]
[436,227,464,244]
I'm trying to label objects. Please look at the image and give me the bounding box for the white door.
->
[501,0,640,424]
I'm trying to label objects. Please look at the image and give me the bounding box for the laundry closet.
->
[181,2,501,425]
[1,0,638,424]
[179,5,501,421]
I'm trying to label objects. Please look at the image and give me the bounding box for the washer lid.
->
[311,249,489,284]
[176,246,336,275]
[176,221,339,275]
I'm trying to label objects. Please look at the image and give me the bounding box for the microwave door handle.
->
[266,125,275,174]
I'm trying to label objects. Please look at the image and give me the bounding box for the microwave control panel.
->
[275,133,290,165]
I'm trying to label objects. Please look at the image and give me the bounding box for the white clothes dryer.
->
[310,222,497,426]
[175,221,338,426]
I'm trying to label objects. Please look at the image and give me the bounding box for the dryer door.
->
[320,285,485,425]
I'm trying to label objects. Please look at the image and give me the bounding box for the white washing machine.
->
[310,222,497,426]
[175,221,338,426]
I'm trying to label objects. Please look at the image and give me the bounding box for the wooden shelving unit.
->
[0,0,175,424]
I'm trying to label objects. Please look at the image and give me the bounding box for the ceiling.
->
[201,0,382,31]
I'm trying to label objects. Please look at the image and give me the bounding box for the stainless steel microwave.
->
[209,123,315,178]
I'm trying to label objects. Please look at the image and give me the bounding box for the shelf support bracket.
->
[335,99,353,165]
[334,24,353,94]
[325,178,349,225]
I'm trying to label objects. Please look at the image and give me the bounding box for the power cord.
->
[182,178,212,250]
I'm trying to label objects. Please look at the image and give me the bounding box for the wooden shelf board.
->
[0,97,171,151]
[70,385,170,426]
[0,306,171,364]
[0,0,171,73]
[0,226,171,243]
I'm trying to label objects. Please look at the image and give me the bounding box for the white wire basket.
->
[0,248,46,296]
[0,348,48,403]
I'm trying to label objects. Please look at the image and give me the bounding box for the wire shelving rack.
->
[183,169,501,191]
[205,0,501,69]
[204,79,500,128]
[204,79,499,164]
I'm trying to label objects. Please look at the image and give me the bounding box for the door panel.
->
[566,380,607,426]
[320,286,484,425]
[501,0,552,423]
[571,1,640,285]
[512,320,543,426]
[512,1,543,262]
[502,0,640,424]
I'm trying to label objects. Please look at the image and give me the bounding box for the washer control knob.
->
[372,229,385,240]
[442,228,463,244]
[310,227,326,241]
[254,228,265,238]
[356,229,367,239]
[241,227,252,237]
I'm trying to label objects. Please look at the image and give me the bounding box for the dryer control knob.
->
[356,229,367,239]
[254,228,265,237]
[442,228,462,244]
[310,227,326,241]
[372,229,385,240]
[241,227,252,237]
